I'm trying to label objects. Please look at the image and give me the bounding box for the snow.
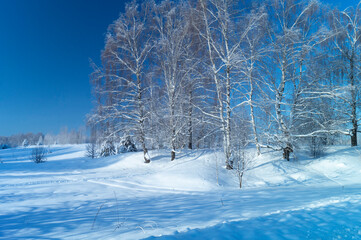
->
[1,145,361,239]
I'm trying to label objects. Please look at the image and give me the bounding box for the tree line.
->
[88,0,361,169]
[0,127,86,148]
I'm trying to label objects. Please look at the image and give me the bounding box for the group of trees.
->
[89,0,361,168]
[0,133,45,148]
[44,127,86,145]
[0,127,86,148]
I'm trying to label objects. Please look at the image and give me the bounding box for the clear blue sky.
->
[0,0,356,136]
[0,0,127,136]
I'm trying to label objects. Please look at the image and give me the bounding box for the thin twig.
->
[91,203,105,230]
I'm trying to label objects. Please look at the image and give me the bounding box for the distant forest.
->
[0,127,86,148]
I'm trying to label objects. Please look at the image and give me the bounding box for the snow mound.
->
[99,149,237,192]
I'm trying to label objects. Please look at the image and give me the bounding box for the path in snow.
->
[1,179,360,239]
[146,193,361,240]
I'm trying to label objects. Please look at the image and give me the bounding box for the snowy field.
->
[1,145,361,239]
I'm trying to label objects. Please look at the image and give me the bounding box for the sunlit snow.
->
[1,145,361,239]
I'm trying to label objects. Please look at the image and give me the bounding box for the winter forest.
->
[89,0,361,168]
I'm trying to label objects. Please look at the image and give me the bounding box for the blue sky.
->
[0,0,357,136]
[0,0,126,136]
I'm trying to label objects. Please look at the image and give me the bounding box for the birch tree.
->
[263,0,326,160]
[237,6,268,156]
[91,1,154,162]
[196,0,262,169]
[153,0,196,160]
[329,2,361,146]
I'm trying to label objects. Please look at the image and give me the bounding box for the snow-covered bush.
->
[99,140,116,157]
[0,144,10,149]
[37,136,44,146]
[31,147,47,163]
[22,139,29,147]
[118,136,137,153]
[86,142,98,159]
[309,136,327,159]
[98,136,137,157]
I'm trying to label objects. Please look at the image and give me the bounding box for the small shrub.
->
[31,147,47,163]
[233,144,255,189]
[0,144,10,150]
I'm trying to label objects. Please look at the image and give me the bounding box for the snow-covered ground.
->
[1,145,361,239]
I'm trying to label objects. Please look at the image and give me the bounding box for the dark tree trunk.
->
[239,173,243,188]
[188,90,193,150]
[283,146,293,161]
[226,162,233,170]
[188,111,193,149]
[171,150,175,161]
[170,92,176,161]
[350,53,357,147]
[283,149,289,161]
[143,145,150,163]
[188,138,192,150]
[351,130,357,147]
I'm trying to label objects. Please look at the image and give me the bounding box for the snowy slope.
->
[1,145,361,239]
